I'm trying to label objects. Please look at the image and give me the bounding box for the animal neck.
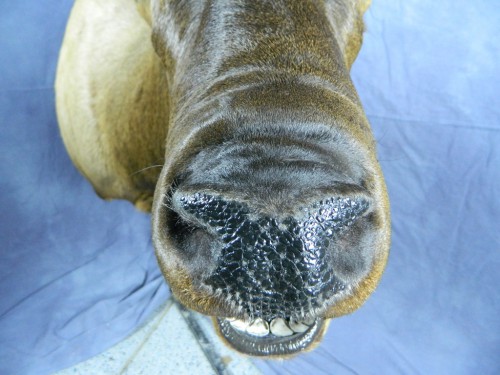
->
[154,1,364,113]
[149,0,372,180]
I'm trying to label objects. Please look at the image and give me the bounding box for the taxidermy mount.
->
[56,0,390,357]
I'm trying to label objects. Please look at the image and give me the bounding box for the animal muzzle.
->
[154,137,384,356]
[169,190,371,321]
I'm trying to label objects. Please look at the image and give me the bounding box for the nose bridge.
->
[178,192,369,319]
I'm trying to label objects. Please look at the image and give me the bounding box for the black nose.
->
[174,192,370,320]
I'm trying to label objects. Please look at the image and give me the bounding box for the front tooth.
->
[246,318,269,337]
[303,316,316,326]
[289,320,309,333]
[230,319,249,332]
[270,318,294,337]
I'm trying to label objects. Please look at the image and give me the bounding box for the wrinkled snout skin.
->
[56,0,390,358]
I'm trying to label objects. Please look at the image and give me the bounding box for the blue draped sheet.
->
[0,1,498,374]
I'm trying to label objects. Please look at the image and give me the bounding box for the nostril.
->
[165,199,219,264]
[167,209,194,244]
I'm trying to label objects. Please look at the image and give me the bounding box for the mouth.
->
[214,316,327,357]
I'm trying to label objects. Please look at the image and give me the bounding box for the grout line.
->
[118,297,175,375]
[177,302,231,375]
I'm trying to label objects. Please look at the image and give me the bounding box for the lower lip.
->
[215,317,325,357]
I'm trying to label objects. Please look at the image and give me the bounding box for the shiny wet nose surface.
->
[178,193,370,320]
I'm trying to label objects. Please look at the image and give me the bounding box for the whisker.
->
[130,164,164,176]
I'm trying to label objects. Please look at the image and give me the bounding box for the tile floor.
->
[55,298,261,375]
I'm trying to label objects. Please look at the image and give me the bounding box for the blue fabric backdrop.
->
[1,1,498,374]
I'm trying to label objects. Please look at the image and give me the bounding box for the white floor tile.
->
[54,298,262,375]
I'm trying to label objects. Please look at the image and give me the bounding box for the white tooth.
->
[245,318,269,337]
[289,320,309,333]
[225,317,236,322]
[270,318,294,337]
[230,319,249,332]
[303,316,316,326]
